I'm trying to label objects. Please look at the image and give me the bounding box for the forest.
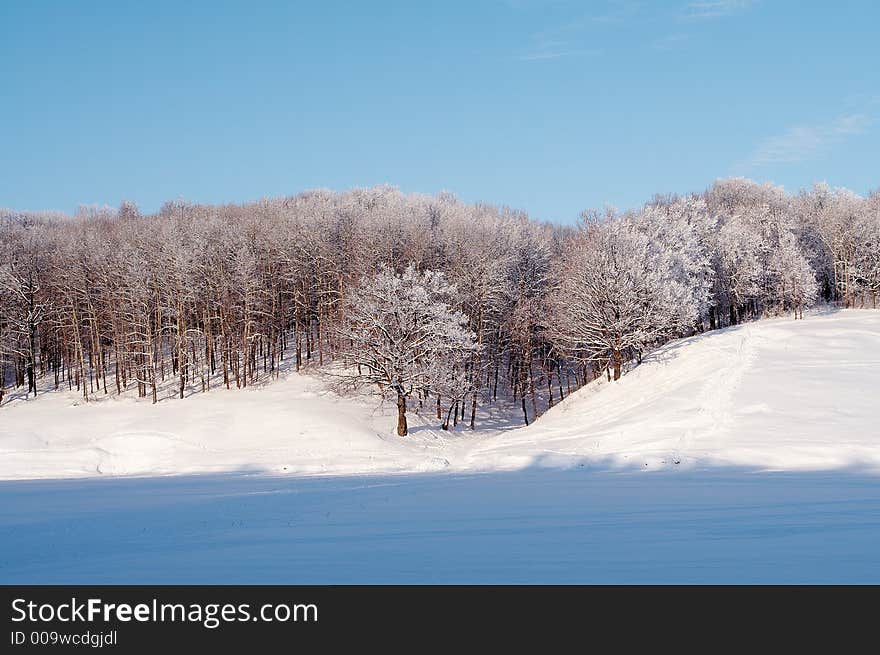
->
[1,178,878,434]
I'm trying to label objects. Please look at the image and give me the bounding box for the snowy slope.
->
[1,309,878,480]
[0,372,468,480]
[464,309,880,472]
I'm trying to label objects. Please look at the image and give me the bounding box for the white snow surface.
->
[1,309,878,481]
[4,468,880,583]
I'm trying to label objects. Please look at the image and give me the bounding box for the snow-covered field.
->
[4,468,879,583]
[0,368,464,480]
[1,309,878,582]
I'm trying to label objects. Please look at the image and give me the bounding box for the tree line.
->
[1,178,878,433]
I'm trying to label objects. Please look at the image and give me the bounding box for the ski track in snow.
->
[674,324,759,465]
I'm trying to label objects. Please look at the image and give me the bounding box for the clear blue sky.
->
[2,0,878,223]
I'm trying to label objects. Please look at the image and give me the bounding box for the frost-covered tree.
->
[442,207,515,426]
[796,183,866,307]
[856,193,880,307]
[707,178,821,322]
[0,222,51,397]
[547,209,704,381]
[770,233,819,318]
[504,219,553,423]
[636,196,716,329]
[333,263,478,435]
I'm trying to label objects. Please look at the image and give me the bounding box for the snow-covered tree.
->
[707,178,820,322]
[547,210,703,381]
[635,196,716,329]
[770,233,819,318]
[797,183,866,307]
[856,193,880,307]
[0,221,52,397]
[333,263,478,435]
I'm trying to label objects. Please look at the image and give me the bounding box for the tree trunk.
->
[178,312,186,399]
[443,403,454,431]
[27,320,37,396]
[396,392,408,436]
[612,349,622,381]
[557,361,566,400]
[528,361,538,419]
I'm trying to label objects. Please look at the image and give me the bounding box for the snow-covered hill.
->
[0,371,468,480]
[463,308,880,472]
[1,309,878,481]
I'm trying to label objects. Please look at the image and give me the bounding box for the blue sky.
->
[2,0,878,223]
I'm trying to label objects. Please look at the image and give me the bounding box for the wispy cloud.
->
[513,47,600,62]
[747,114,872,167]
[652,33,689,51]
[591,0,642,24]
[515,50,575,61]
[684,0,754,20]
[500,0,572,9]
[517,1,639,61]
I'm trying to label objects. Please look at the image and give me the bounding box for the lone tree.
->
[333,263,478,436]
